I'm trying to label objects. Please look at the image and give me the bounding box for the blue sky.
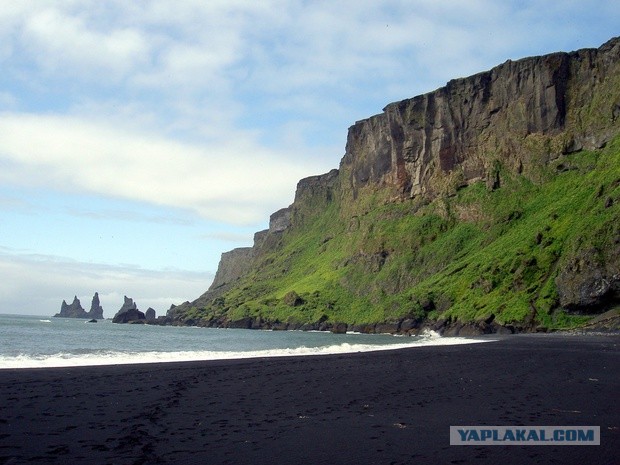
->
[1,1,618,317]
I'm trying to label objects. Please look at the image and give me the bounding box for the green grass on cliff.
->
[192,135,620,329]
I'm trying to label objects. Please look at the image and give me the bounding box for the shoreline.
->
[43,306,620,336]
[3,322,618,371]
[0,319,497,370]
[1,333,618,464]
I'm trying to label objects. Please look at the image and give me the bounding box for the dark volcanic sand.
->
[0,334,618,465]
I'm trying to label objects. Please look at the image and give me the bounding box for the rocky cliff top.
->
[341,36,620,203]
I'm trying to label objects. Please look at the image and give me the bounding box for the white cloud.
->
[67,206,194,226]
[0,112,320,224]
[0,249,212,317]
[4,1,616,113]
[199,231,255,243]
[21,7,149,80]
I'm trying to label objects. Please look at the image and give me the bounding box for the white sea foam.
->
[38,319,52,323]
[0,331,493,369]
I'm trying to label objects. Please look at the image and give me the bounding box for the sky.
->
[0,1,618,317]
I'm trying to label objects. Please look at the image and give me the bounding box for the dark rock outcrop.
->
[573,307,620,332]
[145,307,156,321]
[88,292,104,319]
[283,291,304,307]
[556,248,620,311]
[54,293,104,319]
[54,296,86,318]
[269,207,292,233]
[330,322,348,334]
[112,296,145,324]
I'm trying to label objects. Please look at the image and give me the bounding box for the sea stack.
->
[112,296,146,324]
[88,292,104,320]
[54,296,86,318]
[145,307,156,321]
[54,292,104,319]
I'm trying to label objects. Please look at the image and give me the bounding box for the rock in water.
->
[145,307,156,321]
[86,292,104,320]
[54,296,87,318]
[54,292,104,319]
[112,296,146,323]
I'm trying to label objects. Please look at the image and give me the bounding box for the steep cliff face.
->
[178,209,296,316]
[205,248,254,294]
[340,37,620,204]
[170,38,620,332]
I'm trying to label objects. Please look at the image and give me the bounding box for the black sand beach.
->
[0,334,618,465]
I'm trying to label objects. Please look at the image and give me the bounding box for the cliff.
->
[170,38,620,333]
[341,37,620,204]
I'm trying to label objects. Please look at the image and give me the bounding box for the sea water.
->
[0,314,489,369]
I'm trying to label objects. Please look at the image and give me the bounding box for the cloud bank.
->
[0,113,317,224]
[0,249,212,318]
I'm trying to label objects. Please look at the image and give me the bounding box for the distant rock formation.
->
[88,292,104,319]
[54,293,104,319]
[145,307,156,321]
[54,296,86,318]
[112,296,146,323]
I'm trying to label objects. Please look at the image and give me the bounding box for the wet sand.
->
[0,334,618,464]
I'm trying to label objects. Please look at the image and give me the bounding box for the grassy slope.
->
[189,135,620,330]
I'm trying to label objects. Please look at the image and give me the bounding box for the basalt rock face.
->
[175,208,307,320]
[207,248,254,295]
[54,296,86,318]
[112,296,145,324]
[340,37,620,204]
[145,307,156,321]
[88,292,104,320]
[556,246,620,311]
[269,207,292,233]
[292,169,340,225]
[54,293,104,319]
[170,38,620,330]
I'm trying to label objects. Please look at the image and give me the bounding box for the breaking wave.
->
[0,331,493,369]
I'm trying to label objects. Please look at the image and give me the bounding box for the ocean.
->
[0,314,488,369]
